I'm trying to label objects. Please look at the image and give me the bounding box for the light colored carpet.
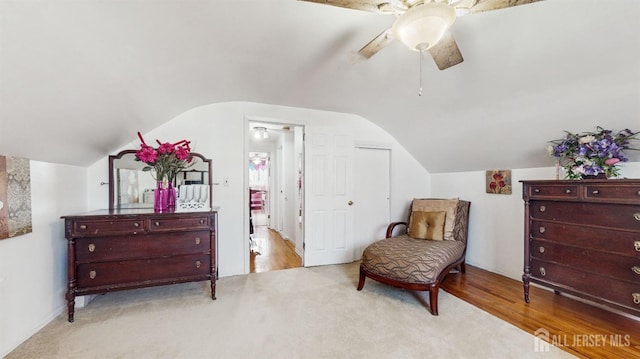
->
[7,262,573,358]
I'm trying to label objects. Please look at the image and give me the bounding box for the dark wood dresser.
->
[521,179,640,317]
[62,209,218,322]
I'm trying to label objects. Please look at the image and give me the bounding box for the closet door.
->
[353,147,390,260]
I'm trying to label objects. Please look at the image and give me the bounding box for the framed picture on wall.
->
[0,156,32,239]
[486,170,512,195]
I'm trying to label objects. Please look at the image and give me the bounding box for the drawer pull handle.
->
[632,266,640,275]
[534,189,540,193]
[89,270,96,279]
[539,246,545,254]
[592,190,599,195]
[195,260,201,269]
[88,244,95,252]
[133,222,140,227]
[155,221,161,227]
[634,213,640,221]
[539,205,546,212]
[79,225,87,230]
[565,189,571,194]
[539,227,546,234]
[200,219,205,224]
[635,241,640,252]
[634,293,640,305]
[195,237,201,245]
[539,267,546,276]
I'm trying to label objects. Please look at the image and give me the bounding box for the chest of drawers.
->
[521,179,640,316]
[62,209,218,322]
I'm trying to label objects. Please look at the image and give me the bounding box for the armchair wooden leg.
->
[357,268,366,290]
[460,260,466,274]
[429,285,439,316]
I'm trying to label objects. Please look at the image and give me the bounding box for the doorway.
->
[248,121,304,273]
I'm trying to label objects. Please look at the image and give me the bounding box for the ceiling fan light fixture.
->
[392,3,456,52]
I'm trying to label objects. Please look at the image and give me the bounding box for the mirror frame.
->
[108,149,213,211]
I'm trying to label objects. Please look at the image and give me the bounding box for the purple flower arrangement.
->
[548,126,638,179]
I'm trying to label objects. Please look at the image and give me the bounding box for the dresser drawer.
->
[530,220,640,257]
[69,218,144,236]
[530,259,640,313]
[528,184,580,200]
[77,253,211,288]
[75,231,211,262]
[530,201,640,231]
[584,184,640,204]
[147,215,210,232]
[531,239,640,282]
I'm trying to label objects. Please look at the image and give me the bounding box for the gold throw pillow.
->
[408,211,446,240]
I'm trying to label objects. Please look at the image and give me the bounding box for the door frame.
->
[244,117,306,274]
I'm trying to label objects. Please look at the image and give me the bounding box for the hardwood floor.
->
[441,265,640,358]
[250,225,302,273]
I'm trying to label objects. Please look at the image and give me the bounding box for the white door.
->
[353,147,391,260]
[304,128,355,266]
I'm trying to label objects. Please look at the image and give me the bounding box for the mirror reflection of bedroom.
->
[248,122,303,273]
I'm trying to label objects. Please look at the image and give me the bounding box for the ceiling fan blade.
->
[358,28,394,59]
[429,31,464,70]
[465,0,544,14]
[298,0,394,13]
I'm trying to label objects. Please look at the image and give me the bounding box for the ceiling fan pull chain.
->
[418,50,424,97]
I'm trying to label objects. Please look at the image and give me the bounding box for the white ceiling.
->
[1,0,639,172]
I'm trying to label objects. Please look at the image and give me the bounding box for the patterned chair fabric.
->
[361,235,465,284]
[358,198,471,315]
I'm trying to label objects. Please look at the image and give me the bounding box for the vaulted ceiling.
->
[1,0,639,172]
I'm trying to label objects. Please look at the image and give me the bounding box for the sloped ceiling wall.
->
[1,0,638,172]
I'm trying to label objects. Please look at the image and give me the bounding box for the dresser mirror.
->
[108,149,212,210]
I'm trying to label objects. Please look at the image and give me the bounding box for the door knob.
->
[347,200,353,206]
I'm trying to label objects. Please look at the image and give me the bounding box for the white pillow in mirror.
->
[200,185,209,204]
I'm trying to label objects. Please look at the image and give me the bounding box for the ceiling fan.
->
[300,0,544,70]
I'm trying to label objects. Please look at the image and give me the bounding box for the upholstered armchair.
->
[357,198,471,315]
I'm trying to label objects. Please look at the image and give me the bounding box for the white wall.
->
[0,161,87,357]
[87,101,430,277]
[431,162,640,280]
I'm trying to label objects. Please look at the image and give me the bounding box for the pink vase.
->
[154,181,167,212]
[167,182,177,209]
